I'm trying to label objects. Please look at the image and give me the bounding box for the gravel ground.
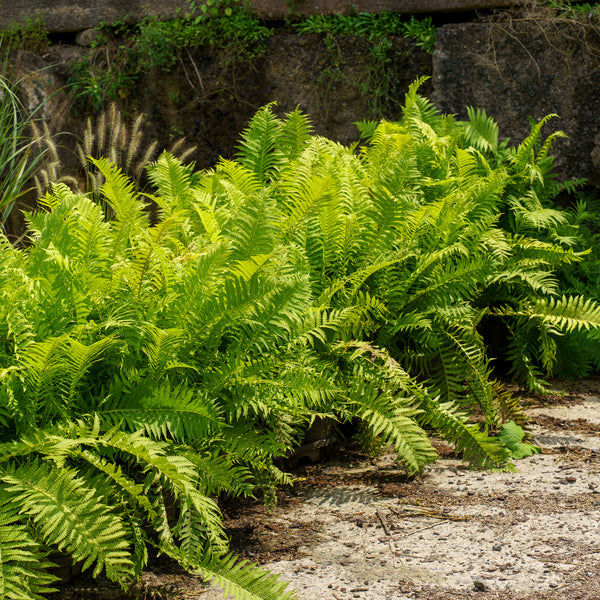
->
[54,379,600,600]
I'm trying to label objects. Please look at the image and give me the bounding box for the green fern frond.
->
[15,335,114,427]
[440,327,498,428]
[191,551,298,600]
[536,129,568,164]
[506,342,550,395]
[101,389,222,445]
[100,427,225,545]
[236,104,285,183]
[181,452,253,498]
[146,150,196,211]
[90,157,147,228]
[345,384,437,475]
[224,193,280,262]
[219,424,291,468]
[511,193,568,231]
[402,76,441,130]
[333,342,437,474]
[463,107,499,153]
[354,119,378,143]
[511,234,583,266]
[0,502,59,600]
[554,329,600,377]
[493,380,527,426]
[418,396,510,468]
[280,107,313,161]
[494,295,600,334]
[0,461,134,582]
[510,114,560,180]
[486,265,559,295]
[139,325,188,378]
[216,159,264,200]
[74,448,157,519]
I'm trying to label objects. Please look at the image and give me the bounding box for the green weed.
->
[292,12,437,53]
[0,16,48,53]
[67,6,271,112]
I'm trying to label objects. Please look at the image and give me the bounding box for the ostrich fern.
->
[0,142,435,599]
[2,80,600,599]
[233,82,600,433]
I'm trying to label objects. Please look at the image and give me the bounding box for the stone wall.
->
[4,3,600,194]
[0,0,523,32]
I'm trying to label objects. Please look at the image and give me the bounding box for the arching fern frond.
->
[417,395,510,469]
[100,382,222,443]
[494,294,600,334]
[0,461,134,583]
[186,551,298,600]
[333,342,438,475]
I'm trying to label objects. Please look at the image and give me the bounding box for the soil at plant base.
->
[52,379,600,600]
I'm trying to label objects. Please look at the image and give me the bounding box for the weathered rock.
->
[349,0,523,14]
[592,133,600,169]
[0,0,190,33]
[0,0,524,32]
[432,19,600,184]
[75,28,101,47]
[9,51,68,123]
[252,0,524,19]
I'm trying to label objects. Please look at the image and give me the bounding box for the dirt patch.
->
[52,380,600,600]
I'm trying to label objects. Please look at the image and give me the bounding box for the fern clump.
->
[2,78,600,599]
